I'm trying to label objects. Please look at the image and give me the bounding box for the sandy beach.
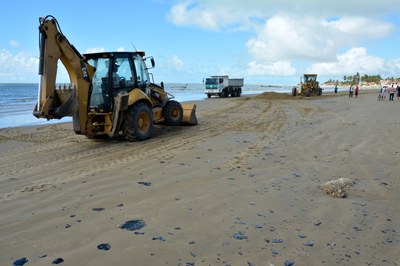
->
[1,91,399,265]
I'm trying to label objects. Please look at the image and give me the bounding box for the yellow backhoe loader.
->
[33,15,197,141]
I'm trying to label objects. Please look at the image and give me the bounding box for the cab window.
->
[133,55,150,85]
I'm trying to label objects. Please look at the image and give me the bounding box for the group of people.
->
[348,84,359,98]
[379,83,400,101]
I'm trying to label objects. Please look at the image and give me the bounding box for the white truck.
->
[204,75,244,98]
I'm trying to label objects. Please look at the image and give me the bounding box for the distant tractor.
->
[292,74,322,97]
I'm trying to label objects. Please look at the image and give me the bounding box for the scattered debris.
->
[320,178,354,198]
[97,243,111,251]
[298,233,307,238]
[138,181,152,186]
[13,257,28,266]
[303,241,315,247]
[284,259,295,266]
[52,258,64,264]
[233,231,248,240]
[313,220,322,226]
[152,236,166,241]
[119,219,146,231]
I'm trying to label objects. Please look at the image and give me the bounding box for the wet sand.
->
[1,91,399,265]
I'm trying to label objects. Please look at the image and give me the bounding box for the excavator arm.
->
[33,15,95,133]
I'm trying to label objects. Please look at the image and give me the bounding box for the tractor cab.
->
[304,74,317,83]
[84,51,154,112]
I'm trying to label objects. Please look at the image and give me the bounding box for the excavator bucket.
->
[181,104,198,125]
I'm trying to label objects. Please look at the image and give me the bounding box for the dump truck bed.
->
[228,78,244,87]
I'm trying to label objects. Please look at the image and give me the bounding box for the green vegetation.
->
[324,73,400,85]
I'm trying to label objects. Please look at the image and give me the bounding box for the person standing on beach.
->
[355,84,359,98]
[381,86,387,100]
[397,84,400,100]
[389,84,395,101]
[349,85,354,98]
[334,84,338,93]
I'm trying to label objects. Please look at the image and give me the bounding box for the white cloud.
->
[386,58,400,76]
[0,49,38,82]
[167,1,260,31]
[166,55,184,69]
[167,0,400,31]
[85,47,105,53]
[246,15,394,62]
[168,1,398,79]
[247,61,296,76]
[246,15,337,62]
[327,17,393,38]
[9,40,20,48]
[307,47,385,75]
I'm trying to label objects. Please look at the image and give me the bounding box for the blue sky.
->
[1,0,400,85]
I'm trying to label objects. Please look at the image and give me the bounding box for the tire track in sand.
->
[0,96,286,198]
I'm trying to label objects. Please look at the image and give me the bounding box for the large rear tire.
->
[163,100,183,126]
[292,87,297,96]
[124,102,153,141]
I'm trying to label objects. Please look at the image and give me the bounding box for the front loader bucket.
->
[181,104,198,125]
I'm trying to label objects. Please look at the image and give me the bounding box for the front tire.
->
[124,102,153,141]
[163,100,183,126]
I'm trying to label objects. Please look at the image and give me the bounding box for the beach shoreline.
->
[1,92,399,265]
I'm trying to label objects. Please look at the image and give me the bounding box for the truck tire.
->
[235,88,240,97]
[124,102,153,141]
[207,94,211,98]
[162,100,183,126]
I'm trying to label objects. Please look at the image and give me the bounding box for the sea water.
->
[0,83,294,129]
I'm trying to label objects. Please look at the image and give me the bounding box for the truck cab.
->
[204,76,228,97]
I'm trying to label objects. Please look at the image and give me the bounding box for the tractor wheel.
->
[124,102,153,141]
[292,87,297,96]
[162,100,183,126]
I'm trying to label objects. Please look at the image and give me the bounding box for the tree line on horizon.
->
[324,73,400,85]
